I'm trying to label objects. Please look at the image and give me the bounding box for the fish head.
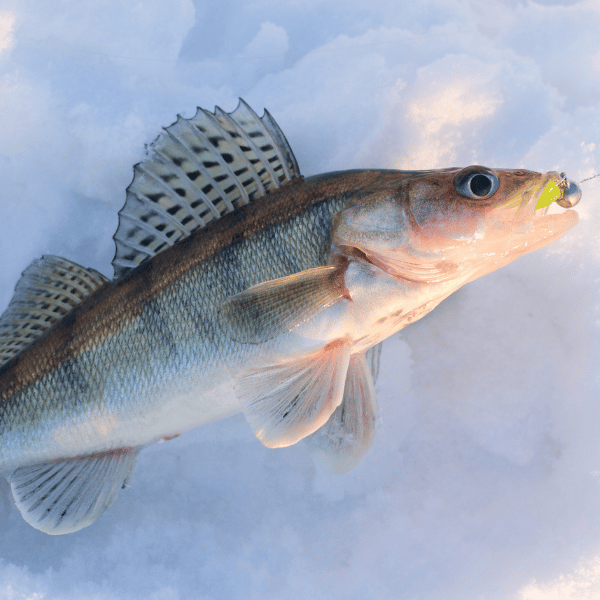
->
[333,166,581,283]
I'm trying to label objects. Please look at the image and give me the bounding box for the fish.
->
[0,100,582,535]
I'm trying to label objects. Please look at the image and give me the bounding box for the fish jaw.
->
[460,170,580,281]
[331,167,580,285]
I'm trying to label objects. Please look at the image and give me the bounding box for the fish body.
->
[0,101,581,534]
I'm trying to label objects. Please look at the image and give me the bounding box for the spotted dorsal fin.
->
[112,99,301,278]
[0,255,109,366]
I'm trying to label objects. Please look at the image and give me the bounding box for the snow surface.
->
[0,0,599,598]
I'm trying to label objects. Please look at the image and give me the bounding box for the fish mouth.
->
[526,172,580,242]
[532,171,581,216]
[475,171,581,280]
[526,207,579,252]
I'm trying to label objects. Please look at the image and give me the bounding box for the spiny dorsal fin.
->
[0,255,108,366]
[112,99,301,278]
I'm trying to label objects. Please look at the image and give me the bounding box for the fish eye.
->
[453,166,499,199]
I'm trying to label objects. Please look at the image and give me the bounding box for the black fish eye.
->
[469,174,492,196]
[453,166,499,199]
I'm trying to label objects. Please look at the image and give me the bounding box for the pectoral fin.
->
[219,265,350,344]
[8,448,140,535]
[236,339,351,448]
[305,352,377,473]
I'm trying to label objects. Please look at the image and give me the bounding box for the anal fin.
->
[236,339,351,448]
[305,352,377,473]
[8,448,140,535]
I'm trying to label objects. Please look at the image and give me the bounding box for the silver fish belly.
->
[0,100,581,534]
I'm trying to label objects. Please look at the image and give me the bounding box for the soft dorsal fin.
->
[0,255,108,366]
[112,99,301,278]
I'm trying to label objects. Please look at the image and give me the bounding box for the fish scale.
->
[0,191,346,464]
[0,100,581,534]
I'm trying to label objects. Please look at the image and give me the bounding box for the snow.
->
[0,0,599,598]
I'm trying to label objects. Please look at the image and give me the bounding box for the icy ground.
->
[0,0,599,598]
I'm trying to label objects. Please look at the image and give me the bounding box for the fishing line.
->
[580,173,600,184]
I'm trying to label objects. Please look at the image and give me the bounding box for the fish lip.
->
[528,171,580,225]
[531,207,579,229]
[517,171,580,248]
[534,171,579,208]
[517,208,579,259]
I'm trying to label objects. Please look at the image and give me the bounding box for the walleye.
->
[0,100,581,534]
